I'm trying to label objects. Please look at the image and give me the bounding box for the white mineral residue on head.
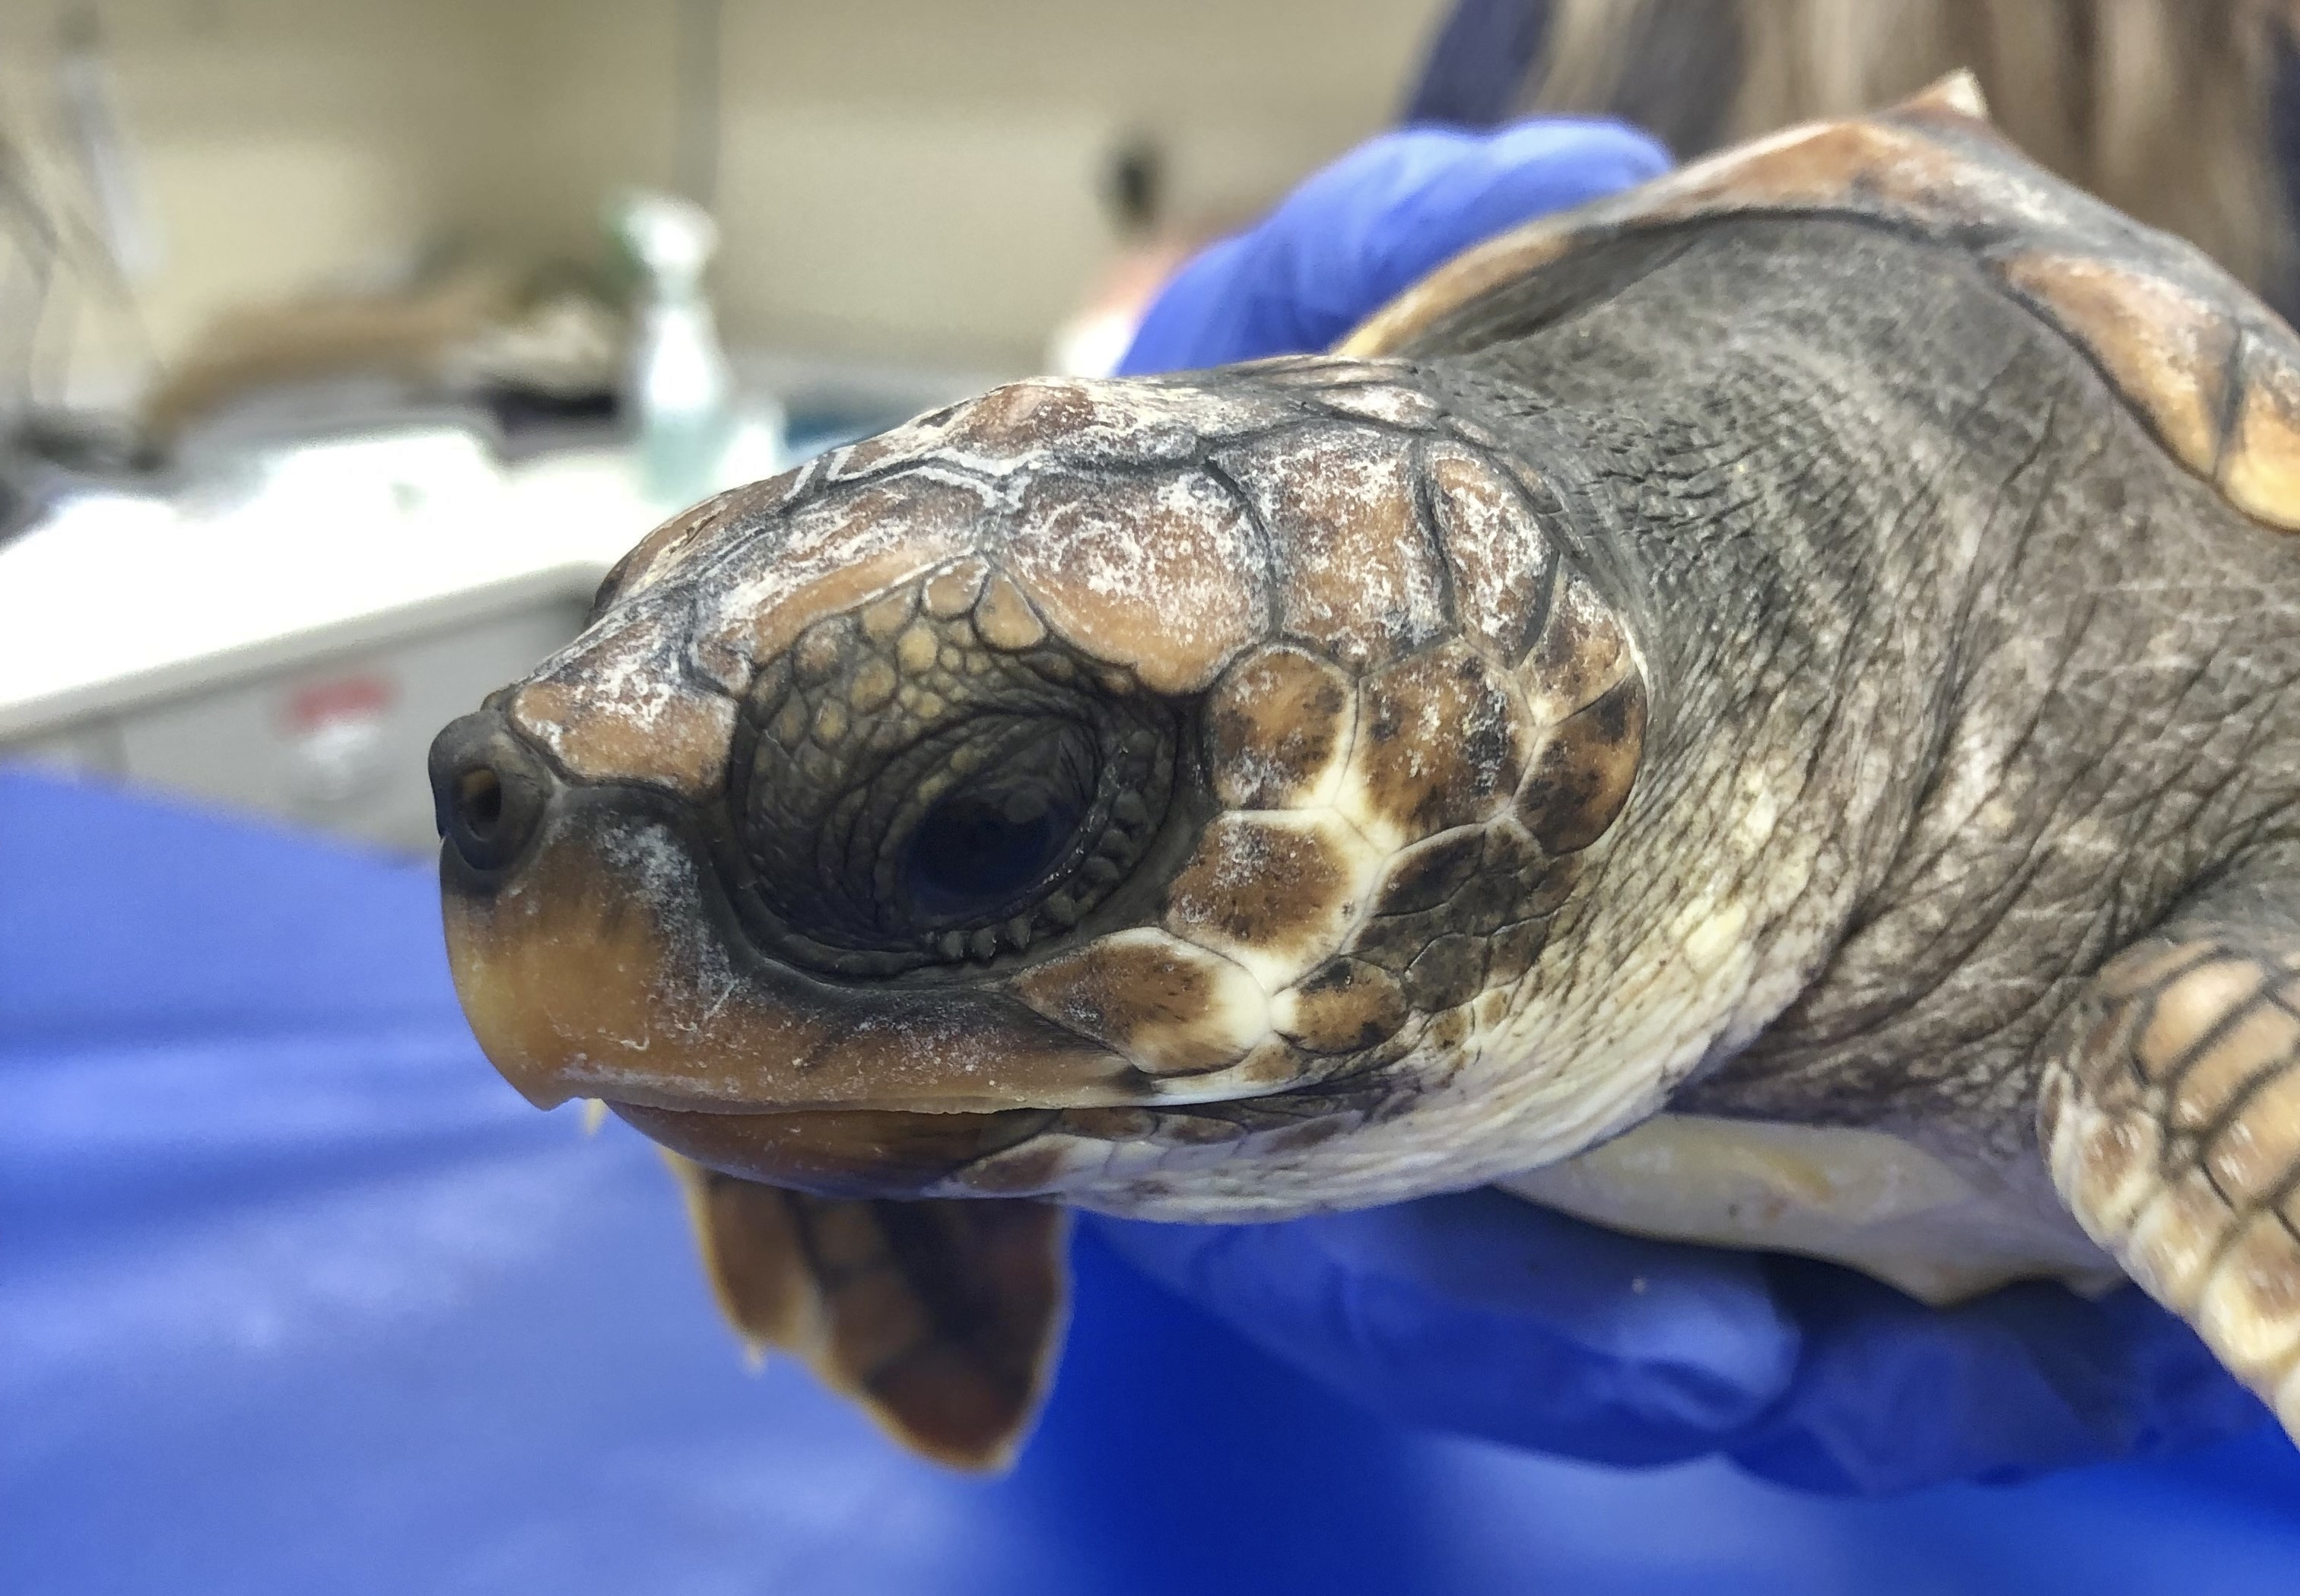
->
[516,601,723,773]
[1063,477,1244,613]
[1233,427,1447,656]
[591,627,695,724]
[593,818,736,1004]
[698,474,991,674]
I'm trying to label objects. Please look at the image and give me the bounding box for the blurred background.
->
[5,0,2295,850]
[0,0,1441,849]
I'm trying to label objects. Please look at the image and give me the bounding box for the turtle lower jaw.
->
[611,1101,1061,1198]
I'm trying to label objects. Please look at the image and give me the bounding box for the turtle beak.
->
[430,738,1162,1118]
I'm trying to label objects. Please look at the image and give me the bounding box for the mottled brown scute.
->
[1204,645,1356,811]
[1401,931,1489,1014]
[1371,830,1488,919]
[1213,427,1447,668]
[1349,643,1531,846]
[1422,439,1558,663]
[1012,929,1269,1078]
[1164,812,1369,985]
[1274,958,1409,1054]
[1002,471,1268,694]
[1516,674,1649,855]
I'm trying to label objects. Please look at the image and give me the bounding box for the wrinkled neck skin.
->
[1408,217,2300,1192]
[1075,313,2006,1217]
[1360,363,1972,1189]
[1071,326,1975,1220]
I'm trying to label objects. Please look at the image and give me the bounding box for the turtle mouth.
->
[610,1100,1063,1198]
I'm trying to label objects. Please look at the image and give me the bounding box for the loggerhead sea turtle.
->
[429,77,2300,1467]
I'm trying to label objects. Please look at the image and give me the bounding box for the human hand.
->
[1096,119,2271,1493]
[1090,1191,2264,1494]
[1115,119,1669,374]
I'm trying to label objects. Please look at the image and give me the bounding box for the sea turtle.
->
[429,76,2300,1467]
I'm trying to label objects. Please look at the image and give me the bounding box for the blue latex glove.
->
[1117,119,1670,374]
[1096,121,2274,1495]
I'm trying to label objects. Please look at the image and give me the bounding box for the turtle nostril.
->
[456,767,505,836]
[428,710,554,874]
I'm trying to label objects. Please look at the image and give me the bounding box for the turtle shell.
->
[1342,73,2300,532]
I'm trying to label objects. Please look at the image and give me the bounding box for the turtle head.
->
[431,363,1651,1215]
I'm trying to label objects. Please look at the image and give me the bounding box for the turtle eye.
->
[883,715,1109,945]
[905,780,1082,920]
[728,608,1177,976]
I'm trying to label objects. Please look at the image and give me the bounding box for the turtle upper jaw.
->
[432,715,1303,1124]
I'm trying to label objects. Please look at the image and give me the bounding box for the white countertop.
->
[0,425,775,741]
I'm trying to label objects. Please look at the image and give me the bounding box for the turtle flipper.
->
[2041,872,2300,1439]
[665,1154,1069,1468]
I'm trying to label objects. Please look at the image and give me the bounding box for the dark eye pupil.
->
[905,785,1076,917]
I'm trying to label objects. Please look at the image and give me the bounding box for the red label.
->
[283,674,396,731]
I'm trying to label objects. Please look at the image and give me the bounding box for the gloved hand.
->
[1094,120,2273,1495]
[1116,119,1669,374]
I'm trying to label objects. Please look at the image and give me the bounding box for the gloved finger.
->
[1117,119,1671,376]
[1085,1188,1800,1468]
[1727,1261,2272,1496]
